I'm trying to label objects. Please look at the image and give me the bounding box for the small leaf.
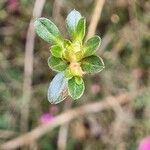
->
[50,45,63,58]
[66,9,81,38]
[68,77,85,99]
[75,17,86,41]
[81,55,104,73]
[48,56,68,72]
[34,18,61,44]
[47,73,68,104]
[63,39,71,48]
[84,35,101,57]
[75,76,83,84]
[64,68,73,79]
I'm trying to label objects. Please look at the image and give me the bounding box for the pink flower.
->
[138,136,150,150]
[40,113,54,124]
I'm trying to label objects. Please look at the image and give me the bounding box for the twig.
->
[57,124,69,150]
[57,100,72,150]
[86,0,105,39]
[52,0,66,35]
[1,90,143,150]
[20,0,46,132]
[0,130,17,139]
[99,33,114,55]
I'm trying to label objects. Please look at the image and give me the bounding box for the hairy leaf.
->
[81,55,104,73]
[75,17,86,41]
[64,68,73,79]
[68,77,85,99]
[84,35,101,57]
[66,9,81,39]
[47,73,67,104]
[48,56,68,72]
[50,45,63,58]
[34,18,61,44]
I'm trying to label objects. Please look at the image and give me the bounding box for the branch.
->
[86,0,105,39]
[1,91,142,150]
[0,130,17,139]
[20,0,46,132]
[57,100,72,150]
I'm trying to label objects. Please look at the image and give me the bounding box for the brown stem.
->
[86,0,105,40]
[20,0,46,132]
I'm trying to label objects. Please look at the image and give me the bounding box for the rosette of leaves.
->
[34,9,104,104]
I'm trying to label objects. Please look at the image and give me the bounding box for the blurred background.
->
[0,0,150,149]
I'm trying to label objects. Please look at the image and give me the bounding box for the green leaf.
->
[34,18,61,44]
[64,68,73,79]
[75,76,83,84]
[84,35,101,57]
[66,9,81,38]
[68,77,85,99]
[75,17,86,41]
[50,45,63,58]
[63,39,71,48]
[48,56,68,72]
[81,55,104,73]
[48,73,68,104]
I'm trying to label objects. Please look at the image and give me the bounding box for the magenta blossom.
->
[40,113,54,124]
[138,136,150,150]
